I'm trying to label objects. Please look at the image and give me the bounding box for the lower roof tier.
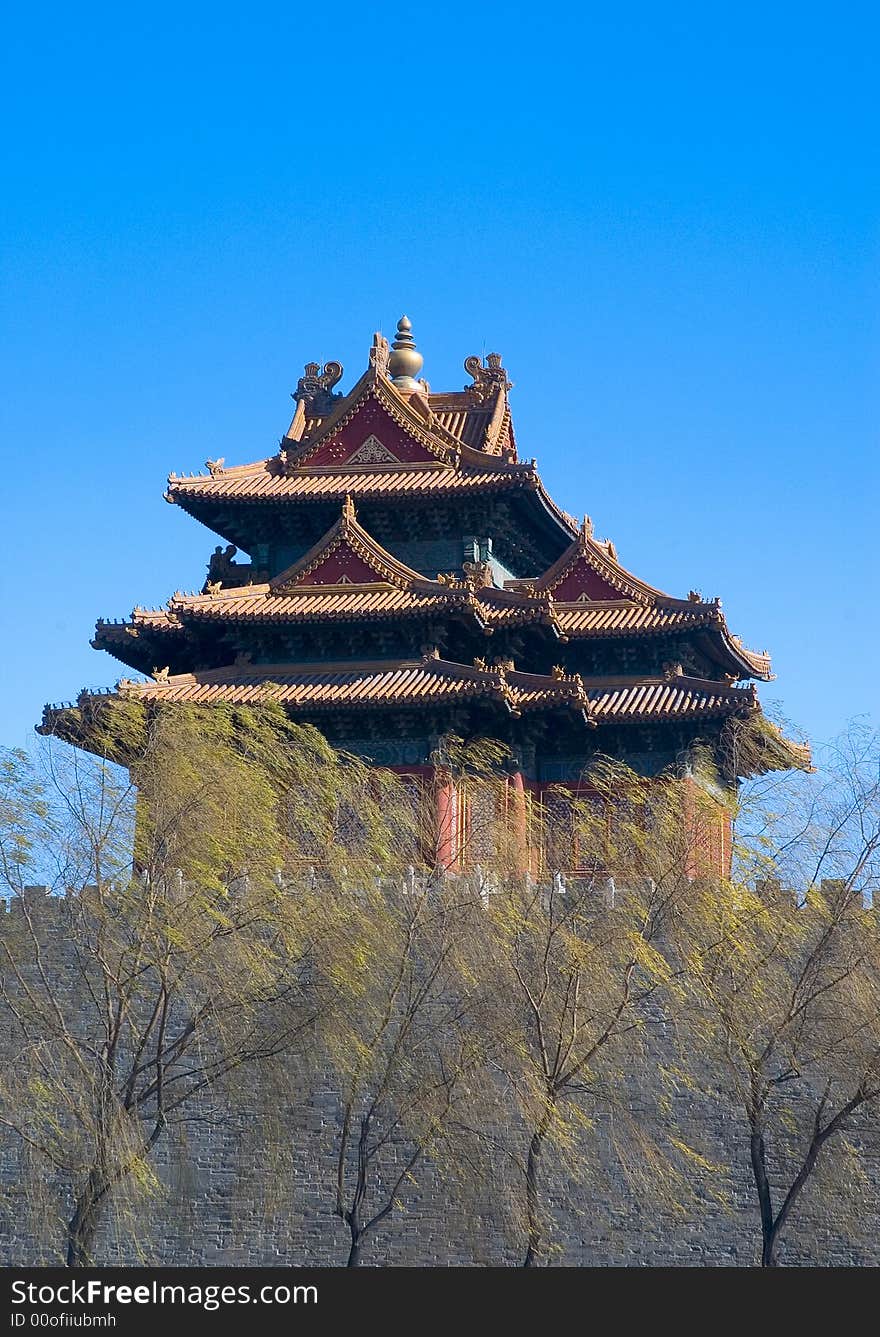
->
[41,654,810,777]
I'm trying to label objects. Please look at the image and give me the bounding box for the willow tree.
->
[306,869,490,1267]
[678,722,880,1266]
[0,699,409,1265]
[482,759,709,1266]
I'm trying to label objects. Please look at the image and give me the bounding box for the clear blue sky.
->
[1,2,877,752]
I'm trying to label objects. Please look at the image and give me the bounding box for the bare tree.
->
[481,759,705,1265]
[678,722,880,1265]
[0,700,406,1265]
[318,875,491,1266]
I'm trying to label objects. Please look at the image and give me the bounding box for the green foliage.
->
[3,710,880,1267]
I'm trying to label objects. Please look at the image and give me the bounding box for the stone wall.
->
[1,892,879,1268]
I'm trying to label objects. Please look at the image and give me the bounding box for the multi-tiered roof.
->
[43,318,807,780]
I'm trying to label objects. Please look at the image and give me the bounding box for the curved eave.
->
[702,628,773,682]
[524,475,581,546]
[92,619,186,676]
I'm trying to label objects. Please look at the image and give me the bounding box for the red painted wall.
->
[293,544,382,586]
[301,399,440,467]
[551,557,621,602]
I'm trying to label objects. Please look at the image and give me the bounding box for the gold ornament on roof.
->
[205,457,225,477]
[388,316,424,391]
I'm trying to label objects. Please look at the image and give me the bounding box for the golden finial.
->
[388,315,424,391]
[342,494,356,522]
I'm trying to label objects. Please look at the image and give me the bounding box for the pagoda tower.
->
[43,318,808,873]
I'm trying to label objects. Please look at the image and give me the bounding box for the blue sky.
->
[1,2,877,752]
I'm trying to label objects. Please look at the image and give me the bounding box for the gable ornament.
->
[293,361,344,415]
[348,435,399,464]
[464,352,513,403]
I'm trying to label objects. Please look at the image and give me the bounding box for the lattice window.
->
[543,789,577,871]
[465,780,504,865]
[571,792,609,871]
[388,774,425,863]
[608,794,644,868]
[280,789,330,865]
[334,798,369,853]
[541,788,609,873]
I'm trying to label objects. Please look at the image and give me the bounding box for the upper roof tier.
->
[165,320,579,557]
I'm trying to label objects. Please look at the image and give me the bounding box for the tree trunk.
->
[523,1115,550,1267]
[345,1215,364,1268]
[66,1171,106,1267]
[749,1129,778,1268]
[761,1231,779,1268]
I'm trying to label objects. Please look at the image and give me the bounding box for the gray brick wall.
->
[1,896,878,1268]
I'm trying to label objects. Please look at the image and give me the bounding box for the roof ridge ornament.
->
[342,494,356,523]
[464,352,513,403]
[388,316,424,391]
[370,331,390,376]
[293,361,344,415]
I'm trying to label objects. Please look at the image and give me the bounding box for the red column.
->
[508,771,529,874]
[435,769,458,872]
